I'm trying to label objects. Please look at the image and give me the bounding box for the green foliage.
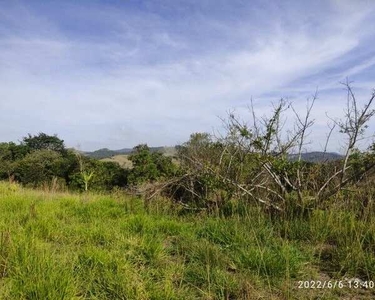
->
[0,142,29,180]
[128,144,176,184]
[128,144,158,184]
[0,143,14,180]
[13,149,66,186]
[0,134,129,191]
[177,133,214,167]
[0,142,28,161]
[22,133,66,154]
[88,161,128,191]
[0,183,306,299]
[69,158,128,192]
[151,152,177,178]
[346,149,375,183]
[0,134,76,187]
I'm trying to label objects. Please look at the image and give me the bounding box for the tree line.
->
[0,133,176,192]
[2,83,375,214]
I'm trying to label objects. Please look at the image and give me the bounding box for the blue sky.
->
[1,0,375,151]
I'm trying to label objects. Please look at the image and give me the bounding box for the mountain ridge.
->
[84,147,343,162]
[84,146,172,159]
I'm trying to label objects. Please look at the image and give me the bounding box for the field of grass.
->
[1,182,375,299]
[101,154,133,169]
[100,147,178,169]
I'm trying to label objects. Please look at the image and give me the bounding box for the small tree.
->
[317,82,375,201]
[75,152,95,192]
[337,81,375,188]
[82,170,94,192]
[0,143,15,181]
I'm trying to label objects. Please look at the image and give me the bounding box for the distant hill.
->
[85,147,342,163]
[288,151,343,163]
[83,148,121,159]
[84,146,176,159]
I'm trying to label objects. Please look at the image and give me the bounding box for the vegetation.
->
[2,84,375,298]
[0,134,167,192]
[128,144,177,185]
[1,182,375,299]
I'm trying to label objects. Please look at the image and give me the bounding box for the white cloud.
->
[0,1,375,150]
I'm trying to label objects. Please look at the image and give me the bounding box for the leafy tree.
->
[128,144,177,184]
[96,161,128,189]
[0,143,14,180]
[0,142,28,160]
[22,133,66,154]
[128,144,158,184]
[151,152,177,179]
[14,149,66,186]
[0,142,29,180]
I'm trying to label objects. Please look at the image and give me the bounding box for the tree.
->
[14,149,65,186]
[189,85,375,210]
[336,82,375,188]
[22,133,66,154]
[0,143,14,180]
[151,152,176,179]
[0,142,33,181]
[74,152,95,192]
[128,144,177,185]
[317,82,375,201]
[128,144,159,184]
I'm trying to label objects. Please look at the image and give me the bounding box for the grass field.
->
[100,147,178,169]
[1,182,375,299]
[101,154,133,169]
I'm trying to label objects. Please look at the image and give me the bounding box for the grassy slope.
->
[1,182,375,299]
[100,148,178,169]
[101,154,133,168]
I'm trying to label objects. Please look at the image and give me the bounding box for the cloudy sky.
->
[1,0,375,151]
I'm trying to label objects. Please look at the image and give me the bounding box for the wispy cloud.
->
[0,0,374,151]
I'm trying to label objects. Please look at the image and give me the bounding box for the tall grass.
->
[0,181,375,299]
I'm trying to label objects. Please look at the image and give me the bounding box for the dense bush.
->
[13,149,65,186]
[68,158,128,191]
[128,144,177,185]
[0,133,129,191]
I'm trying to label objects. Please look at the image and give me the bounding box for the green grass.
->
[1,182,375,299]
